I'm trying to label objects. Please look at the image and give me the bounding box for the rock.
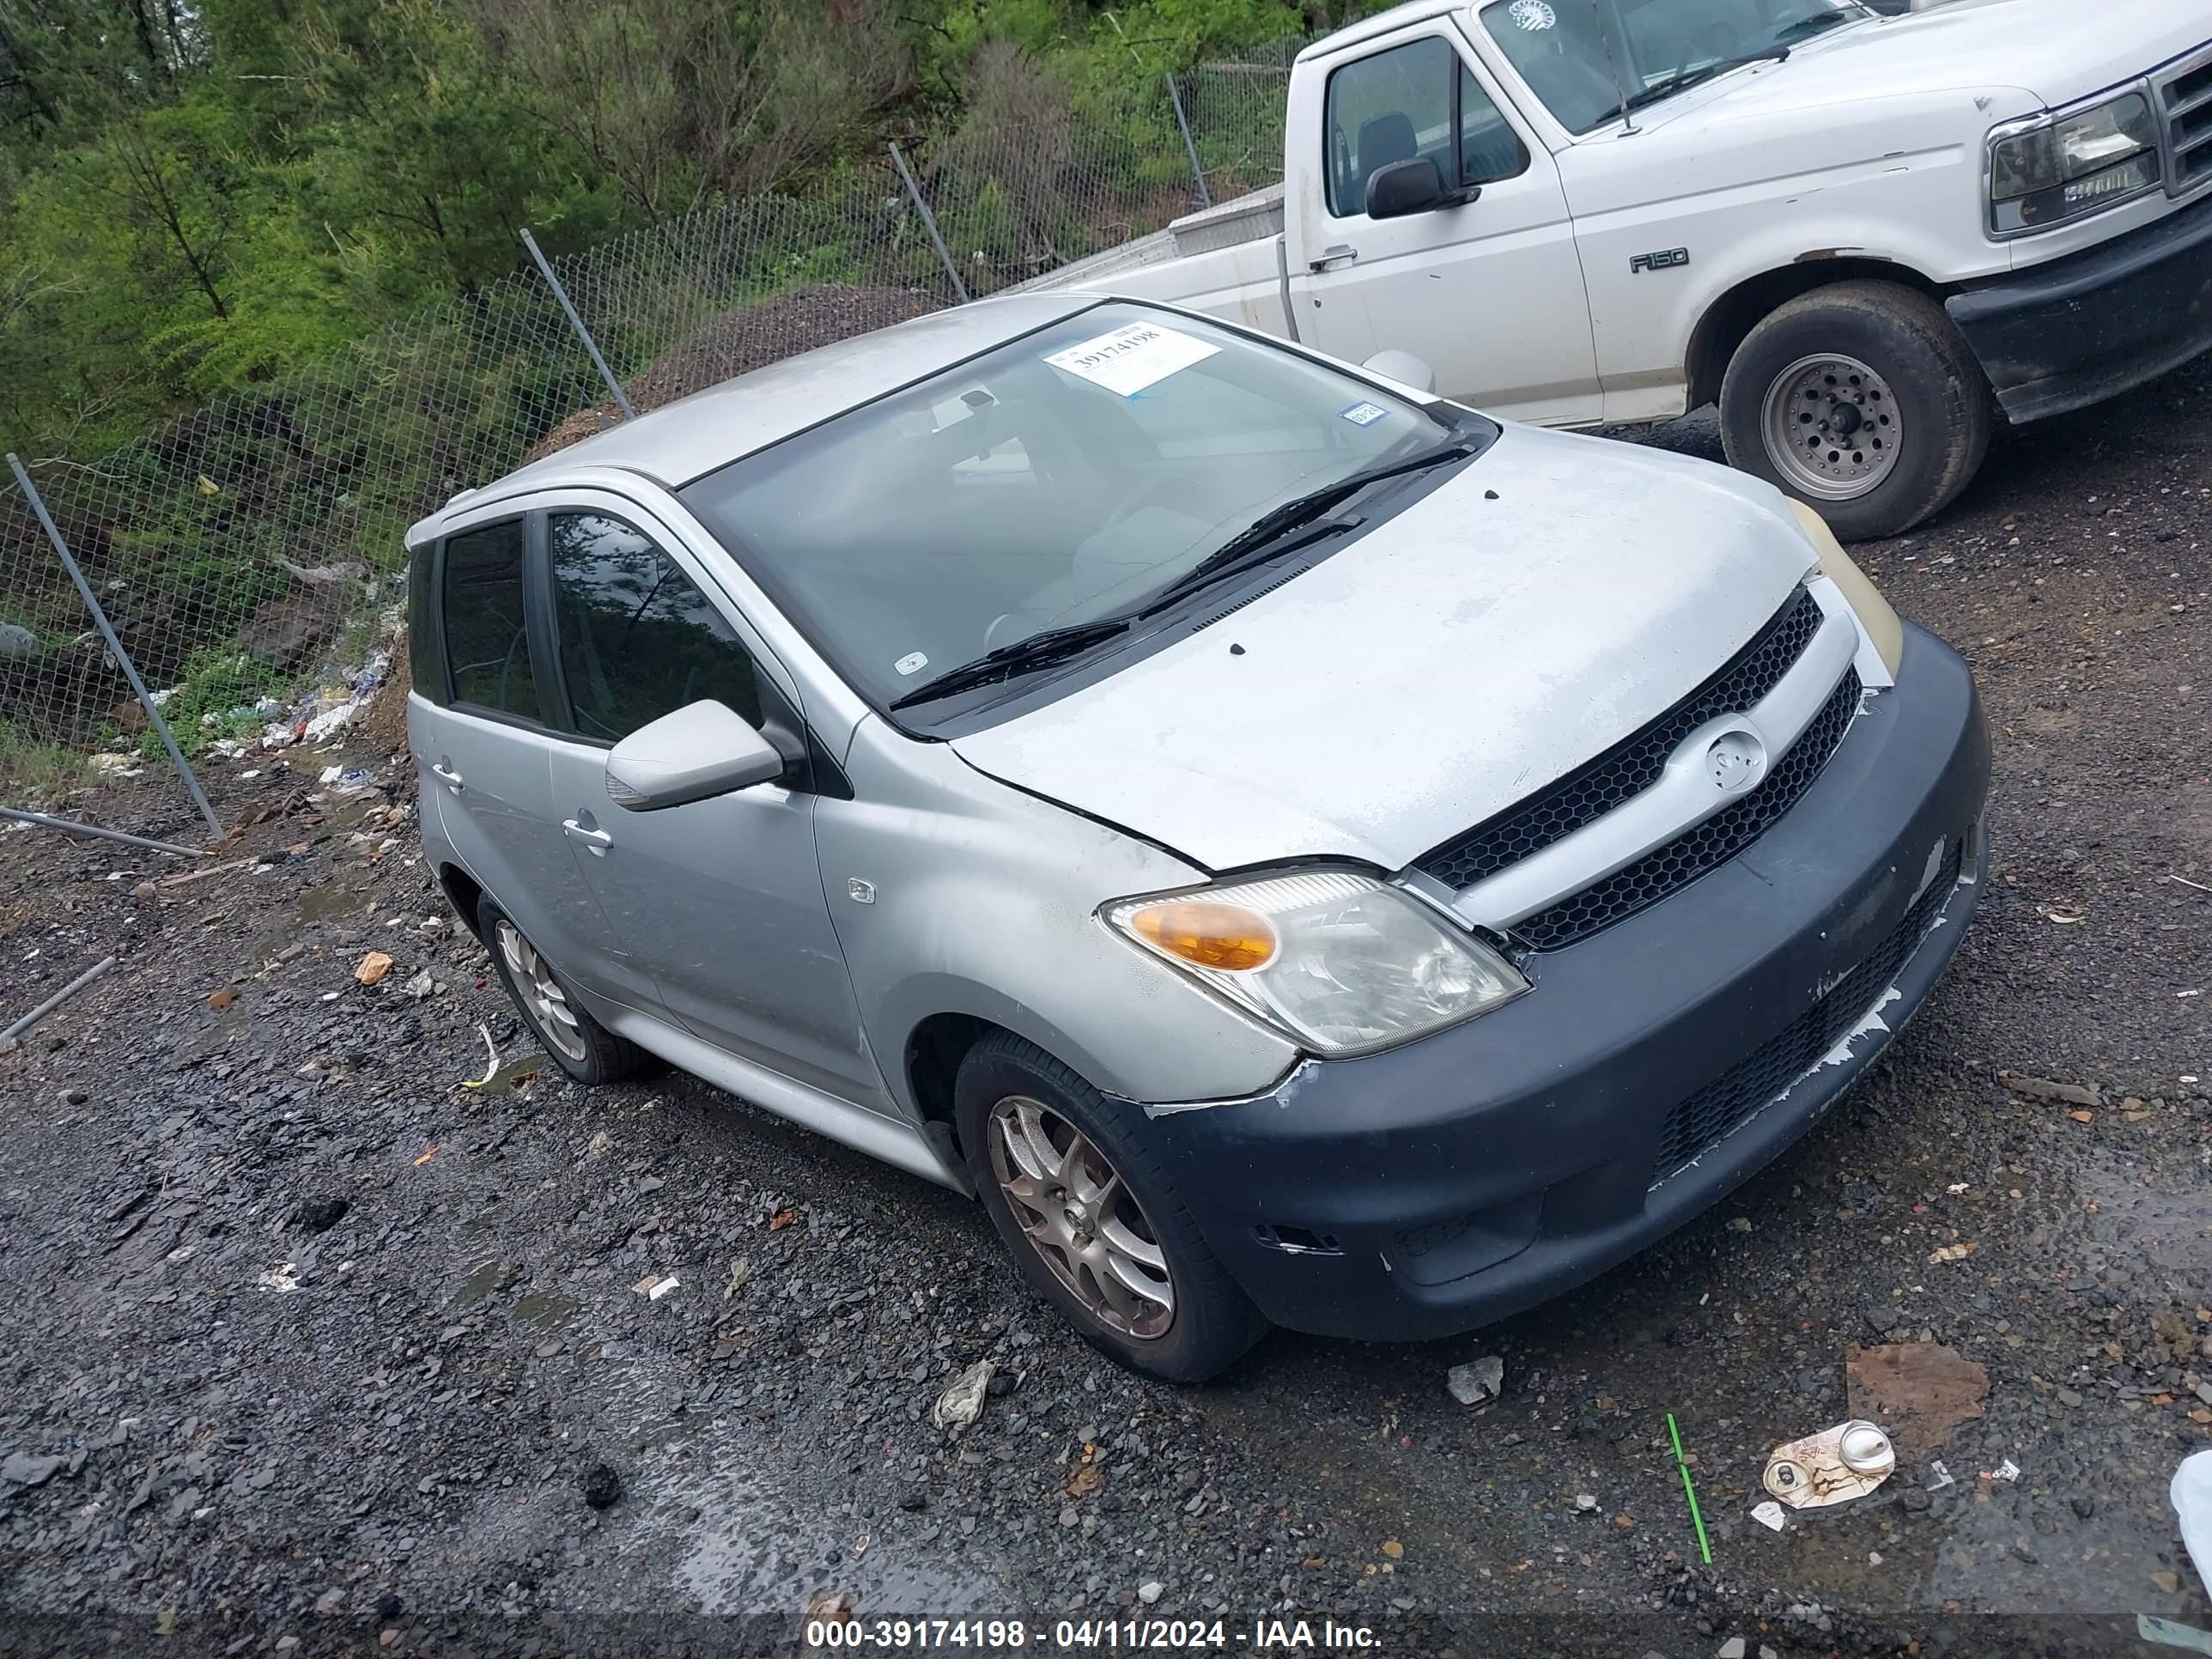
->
[374,1592,403,1620]
[237,594,339,671]
[2070,1495,2094,1519]
[1863,1305,1901,1334]
[59,1087,88,1107]
[0,621,37,658]
[896,1489,927,1512]
[1718,1639,1747,1659]
[985,1370,1016,1400]
[2196,1382,2212,1407]
[314,1589,343,1616]
[1,1452,64,1487]
[2152,1571,2179,1594]
[296,1196,349,1234]
[1137,1582,1164,1606]
[580,1462,622,1510]
[1446,1355,1505,1405]
[1901,1487,1932,1513]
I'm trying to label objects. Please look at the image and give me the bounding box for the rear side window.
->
[441,520,541,720]
[547,512,763,743]
[405,543,447,702]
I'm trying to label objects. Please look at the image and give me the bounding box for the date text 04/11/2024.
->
[801,1618,1382,1650]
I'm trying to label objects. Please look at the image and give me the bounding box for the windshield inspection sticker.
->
[1045,322,1219,398]
[1340,400,1389,427]
[894,651,928,677]
[1509,0,1556,28]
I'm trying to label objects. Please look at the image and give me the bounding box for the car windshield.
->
[1480,0,1872,135]
[678,304,1465,719]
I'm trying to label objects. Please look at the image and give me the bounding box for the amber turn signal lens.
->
[1128,900,1278,971]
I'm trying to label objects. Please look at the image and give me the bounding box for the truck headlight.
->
[1989,90,2161,235]
[1104,871,1527,1055]
[1790,499,1902,678]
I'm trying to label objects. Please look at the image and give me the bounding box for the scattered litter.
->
[2035,904,2086,925]
[723,1260,752,1299]
[159,856,252,889]
[932,1359,996,1431]
[1946,1182,1969,1194]
[631,1274,680,1302]
[2068,1109,2095,1124]
[1717,1640,1747,1659]
[1446,1354,1504,1405]
[2166,873,2212,894]
[1980,1458,2021,1483]
[1575,1492,1599,1512]
[1750,1501,1786,1533]
[2138,1615,2212,1655]
[353,951,393,987]
[1846,1343,1987,1458]
[1868,1551,1883,1565]
[1927,1241,1978,1264]
[1666,1411,1713,1564]
[768,1207,799,1231]
[412,1145,440,1167]
[1137,1581,1164,1606]
[1997,1071,2100,1106]
[206,988,235,1011]
[257,1262,302,1294]
[1927,1459,1955,1491]
[459,1023,498,1088]
[402,969,435,1000]
[2174,1449,2212,1595]
[1764,1419,1894,1510]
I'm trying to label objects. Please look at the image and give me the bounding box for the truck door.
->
[1296,28,1601,427]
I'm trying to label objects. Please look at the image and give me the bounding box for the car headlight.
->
[1104,870,1527,1055]
[1790,499,1902,678]
[1988,89,2161,235]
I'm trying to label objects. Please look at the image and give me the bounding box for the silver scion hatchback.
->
[407,295,1987,1382]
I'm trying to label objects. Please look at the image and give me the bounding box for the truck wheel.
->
[1719,280,1991,541]
[955,1030,1268,1383]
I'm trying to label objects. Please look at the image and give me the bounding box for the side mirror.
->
[1362,349,1437,394]
[1365,156,1458,219]
[605,699,787,811]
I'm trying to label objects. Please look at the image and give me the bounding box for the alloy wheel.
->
[495,920,587,1062]
[987,1095,1175,1339]
[1761,351,1903,501]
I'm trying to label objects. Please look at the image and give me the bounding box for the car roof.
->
[1297,0,1467,61]
[412,290,1102,541]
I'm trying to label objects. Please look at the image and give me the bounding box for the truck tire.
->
[1719,280,1991,542]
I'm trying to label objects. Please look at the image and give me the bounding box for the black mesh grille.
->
[1650,842,1962,1186]
[1417,589,1826,891]
[1514,668,1863,951]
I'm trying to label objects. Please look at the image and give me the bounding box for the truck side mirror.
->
[1366,157,1462,219]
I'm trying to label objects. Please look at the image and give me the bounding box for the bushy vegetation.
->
[0,0,1383,465]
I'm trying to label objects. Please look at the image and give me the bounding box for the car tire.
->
[955,1030,1267,1383]
[477,894,650,1085]
[1719,280,1993,542]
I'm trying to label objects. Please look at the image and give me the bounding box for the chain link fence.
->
[0,41,1306,829]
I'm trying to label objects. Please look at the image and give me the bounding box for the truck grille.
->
[1415,588,1824,892]
[2158,41,2212,195]
[1649,841,1961,1188]
[1512,670,1862,950]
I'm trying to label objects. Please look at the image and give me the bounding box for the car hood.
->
[949,426,1820,876]
[1665,0,2209,119]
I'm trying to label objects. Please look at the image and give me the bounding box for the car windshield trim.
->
[676,301,1492,736]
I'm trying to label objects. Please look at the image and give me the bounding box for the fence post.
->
[7,454,222,840]
[1165,72,1213,210]
[889,143,971,305]
[520,228,636,421]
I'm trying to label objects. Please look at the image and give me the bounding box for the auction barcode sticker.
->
[1044,322,1219,398]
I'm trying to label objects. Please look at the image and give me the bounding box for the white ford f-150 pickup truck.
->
[1036,0,2212,538]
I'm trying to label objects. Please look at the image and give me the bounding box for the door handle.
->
[1309,244,1358,272]
[430,762,464,793]
[562,818,613,856]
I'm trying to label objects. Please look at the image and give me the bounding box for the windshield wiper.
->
[888,618,1130,710]
[1595,48,1788,124]
[1133,437,1475,619]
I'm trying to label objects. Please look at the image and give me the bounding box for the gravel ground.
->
[3,354,2209,1659]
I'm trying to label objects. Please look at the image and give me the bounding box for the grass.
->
[0,721,87,799]
[139,647,285,759]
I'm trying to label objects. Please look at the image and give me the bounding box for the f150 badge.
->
[1630,247,1691,273]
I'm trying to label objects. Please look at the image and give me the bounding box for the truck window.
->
[1325,36,1529,219]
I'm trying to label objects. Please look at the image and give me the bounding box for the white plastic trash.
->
[2175,1449,2212,1595]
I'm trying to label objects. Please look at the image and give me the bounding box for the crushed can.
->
[1763,1419,1895,1510]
